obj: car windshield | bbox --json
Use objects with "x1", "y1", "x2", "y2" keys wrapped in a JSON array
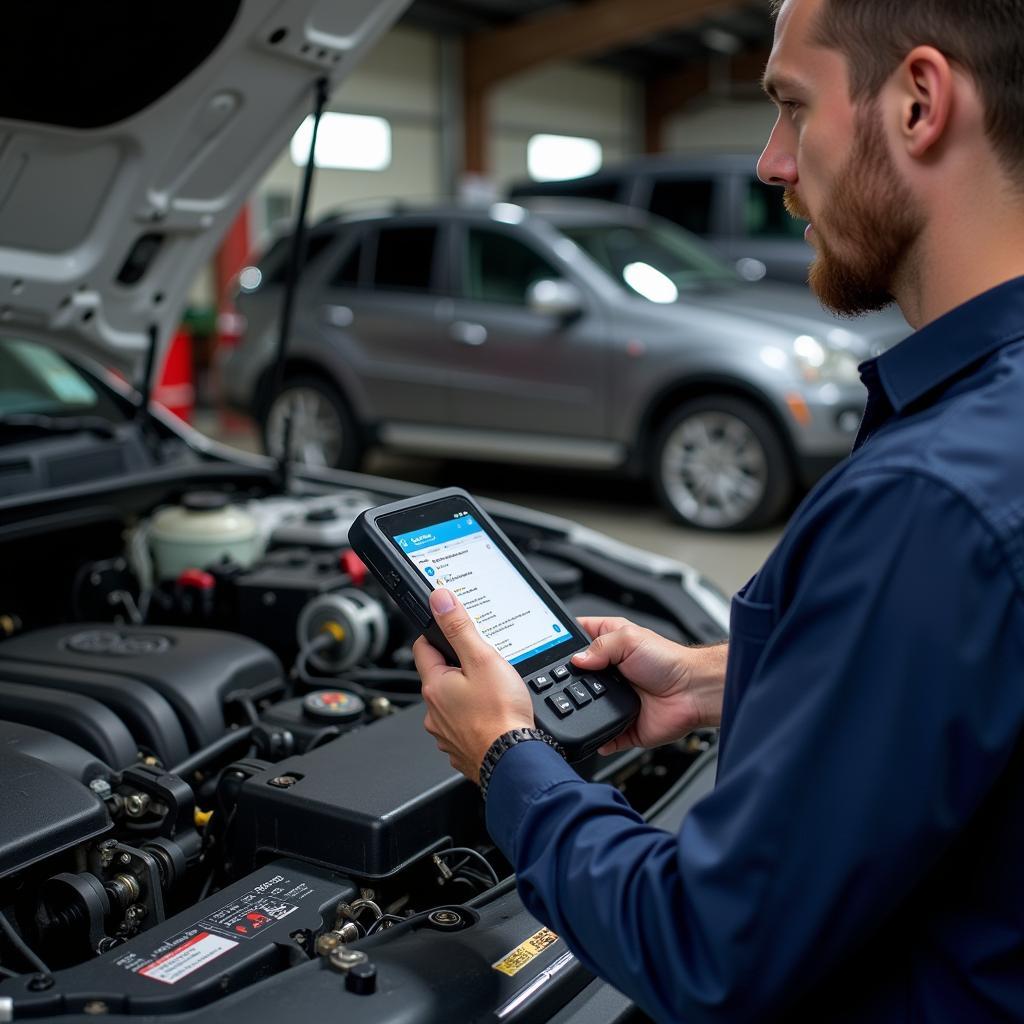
[
  {"x1": 559, "y1": 221, "x2": 736, "y2": 302},
  {"x1": 0, "y1": 337, "x2": 123, "y2": 421}
]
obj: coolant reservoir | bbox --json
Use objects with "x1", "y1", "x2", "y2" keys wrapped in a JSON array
[{"x1": 150, "y1": 492, "x2": 262, "y2": 579}]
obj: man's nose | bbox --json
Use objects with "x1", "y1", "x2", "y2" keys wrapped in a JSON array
[{"x1": 757, "y1": 123, "x2": 797, "y2": 186}]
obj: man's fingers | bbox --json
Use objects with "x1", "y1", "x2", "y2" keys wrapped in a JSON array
[
  {"x1": 576, "y1": 615, "x2": 632, "y2": 640},
  {"x1": 572, "y1": 624, "x2": 641, "y2": 670},
  {"x1": 413, "y1": 634, "x2": 447, "y2": 680},
  {"x1": 598, "y1": 727, "x2": 638, "y2": 756},
  {"x1": 429, "y1": 588, "x2": 495, "y2": 667}
]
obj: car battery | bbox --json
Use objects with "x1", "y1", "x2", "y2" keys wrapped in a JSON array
[{"x1": 1, "y1": 860, "x2": 355, "y2": 1016}]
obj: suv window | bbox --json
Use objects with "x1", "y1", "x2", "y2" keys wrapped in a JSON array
[
  {"x1": 648, "y1": 178, "x2": 715, "y2": 236},
  {"x1": 464, "y1": 229, "x2": 559, "y2": 305},
  {"x1": 746, "y1": 179, "x2": 807, "y2": 239},
  {"x1": 331, "y1": 238, "x2": 364, "y2": 288},
  {"x1": 370, "y1": 225, "x2": 438, "y2": 293},
  {"x1": 261, "y1": 230, "x2": 337, "y2": 286}
]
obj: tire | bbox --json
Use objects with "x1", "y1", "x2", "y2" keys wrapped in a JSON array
[
  {"x1": 652, "y1": 396, "x2": 793, "y2": 531},
  {"x1": 261, "y1": 374, "x2": 362, "y2": 470}
]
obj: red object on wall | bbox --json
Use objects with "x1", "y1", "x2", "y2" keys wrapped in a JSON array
[{"x1": 153, "y1": 330, "x2": 196, "y2": 423}]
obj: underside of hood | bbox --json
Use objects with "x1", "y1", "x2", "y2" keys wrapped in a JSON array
[{"x1": 0, "y1": 0, "x2": 408, "y2": 376}]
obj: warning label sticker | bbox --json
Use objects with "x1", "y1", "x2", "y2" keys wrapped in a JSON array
[
  {"x1": 492, "y1": 927, "x2": 559, "y2": 977},
  {"x1": 200, "y1": 878, "x2": 309, "y2": 940},
  {"x1": 137, "y1": 932, "x2": 236, "y2": 985},
  {"x1": 117, "y1": 873, "x2": 318, "y2": 984}
]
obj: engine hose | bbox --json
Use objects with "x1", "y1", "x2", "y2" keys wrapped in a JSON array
[
  {"x1": 0, "y1": 909, "x2": 50, "y2": 976},
  {"x1": 170, "y1": 725, "x2": 255, "y2": 778}
]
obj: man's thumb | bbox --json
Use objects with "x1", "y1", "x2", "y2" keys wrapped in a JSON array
[
  {"x1": 572, "y1": 629, "x2": 628, "y2": 670},
  {"x1": 429, "y1": 588, "x2": 489, "y2": 662}
]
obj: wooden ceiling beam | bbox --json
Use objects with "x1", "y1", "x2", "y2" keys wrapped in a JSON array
[{"x1": 465, "y1": 0, "x2": 741, "y2": 90}]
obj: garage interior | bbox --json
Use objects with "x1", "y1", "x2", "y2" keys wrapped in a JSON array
[{"x1": 187, "y1": 0, "x2": 788, "y2": 590}]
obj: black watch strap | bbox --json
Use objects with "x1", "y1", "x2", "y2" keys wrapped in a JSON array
[{"x1": 479, "y1": 728, "x2": 566, "y2": 801}]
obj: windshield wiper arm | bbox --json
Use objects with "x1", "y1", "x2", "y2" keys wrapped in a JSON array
[{"x1": 0, "y1": 413, "x2": 117, "y2": 439}]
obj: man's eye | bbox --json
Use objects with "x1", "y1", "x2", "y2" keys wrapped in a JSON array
[{"x1": 781, "y1": 100, "x2": 802, "y2": 114}]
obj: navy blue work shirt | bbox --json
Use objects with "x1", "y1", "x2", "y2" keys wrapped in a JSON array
[{"x1": 486, "y1": 275, "x2": 1024, "y2": 1022}]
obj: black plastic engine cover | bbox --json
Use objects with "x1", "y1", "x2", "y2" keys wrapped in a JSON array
[
  {"x1": 0, "y1": 720, "x2": 111, "y2": 786},
  {"x1": 228, "y1": 705, "x2": 479, "y2": 878},
  {"x1": 0, "y1": 625, "x2": 283, "y2": 762},
  {"x1": 0, "y1": 748, "x2": 110, "y2": 879}
]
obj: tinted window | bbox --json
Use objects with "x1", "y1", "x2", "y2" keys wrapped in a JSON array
[
  {"x1": 371, "y1": 226, "x2": 438, "y2": 293},
  {"x1": 331, "y1": 240, "x2": 363, "y2": 288},
  {"x1": 262, "y1": 231, "x2": 337, "y2": 286},
  {"x1": 746, "y1": 179, "x2": 807, "y2": 239},
  {"x1": 465, "y1": 230, "x2": 559, "y2": 305},
  {"x1": 648, "y1": 178, "x2": 715, "y2": 236}
]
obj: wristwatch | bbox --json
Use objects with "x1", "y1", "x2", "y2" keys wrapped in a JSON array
[{"x1": 479, "y1": 728, "x2": 566, "y2": 801}]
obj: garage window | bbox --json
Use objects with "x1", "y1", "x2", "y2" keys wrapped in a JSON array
[
  {"x1": 291, "y1": 113, "x2": 392, "y2": 172},
  {"x1": 527, "y1": 134, "x2": 603, "y2": 182}
]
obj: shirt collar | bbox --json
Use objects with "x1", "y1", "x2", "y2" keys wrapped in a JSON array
[{"x1": 867, "y1": 275, "x2": 1024, "y2": 413}]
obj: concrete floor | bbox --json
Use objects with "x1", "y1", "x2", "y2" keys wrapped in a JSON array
[{"x1": 198, "y1": 412, "x2": 782, "y2": 596}]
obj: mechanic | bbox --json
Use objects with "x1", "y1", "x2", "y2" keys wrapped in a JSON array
[{"x1": 414, "y1": 0, "x2": 1024, "y2": 1019}]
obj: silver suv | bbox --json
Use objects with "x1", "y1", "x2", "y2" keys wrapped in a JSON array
[{"x1": 224, "y1": 199, "x2": 908, "y2": 530}]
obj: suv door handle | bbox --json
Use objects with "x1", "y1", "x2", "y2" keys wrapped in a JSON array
[
  {"x1": 451, "y1": 321, "x2": 487, "y2": 346},
  {"x1": 321, "y1": 304, "x2": 354, "y2": 327}
]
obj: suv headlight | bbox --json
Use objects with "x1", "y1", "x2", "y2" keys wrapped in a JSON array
[{"x1": 792, "y1": 334, "x2": 862, "y2": 384}]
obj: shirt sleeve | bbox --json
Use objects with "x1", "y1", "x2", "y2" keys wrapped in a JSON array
[{"x1": 485, "y1": 470, "x2": 1024, "y2": 1023}]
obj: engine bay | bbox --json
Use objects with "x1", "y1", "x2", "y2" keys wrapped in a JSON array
[{"x1": 0, "y1": 477, "x2": 722, "y2": 1015}]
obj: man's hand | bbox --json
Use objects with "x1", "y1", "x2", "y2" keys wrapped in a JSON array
[
  {"x1": 414, "y1": 588, "x2": 535, "y2": 784},
  {"x1": 572, "y1": 617, "x2": 727, "y2": 755}
]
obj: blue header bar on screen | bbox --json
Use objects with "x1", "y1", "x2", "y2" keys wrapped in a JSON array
[{"x1": 392, "y1": 517, "x2": 483, "y2": 551}]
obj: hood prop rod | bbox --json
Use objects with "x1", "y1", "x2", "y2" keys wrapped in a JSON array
[
  {"x1": 138, "y1": 323, "x2": 159, "y2": 414},
  {"x1": 271, "y1": 76, "x2": 330, "y2": 494},
  {"x1": 134, "y1": 322, "x2": 161, "y2": 452}
]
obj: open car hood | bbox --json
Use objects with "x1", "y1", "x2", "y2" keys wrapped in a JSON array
[{"x1": 0, "y1": 0, "x2": 408, "y2": 375}]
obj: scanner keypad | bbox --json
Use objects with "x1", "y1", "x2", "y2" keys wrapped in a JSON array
[{"x1": 530, "y1": 658, "x2": 609, "y2": 718}]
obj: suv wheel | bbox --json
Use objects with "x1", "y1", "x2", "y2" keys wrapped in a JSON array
[
  {"x1": 262, "y1": 375, "x2": 361, "y2": 470},
  {"x1": 652, "y1": 396, "x2": 792, "y2": 530}
]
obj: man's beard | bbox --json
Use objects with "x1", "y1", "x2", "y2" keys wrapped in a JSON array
[{"x1": 785, "y1": 109, "x2": 923, "y2": 317}]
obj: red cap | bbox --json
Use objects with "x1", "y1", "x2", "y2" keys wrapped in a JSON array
[
  {"x1": 340, "y1": 549, "x2": 368, "y2": 586},
  {"x1": 177, "y1": 568, "x2": 216, "y2": 590}
]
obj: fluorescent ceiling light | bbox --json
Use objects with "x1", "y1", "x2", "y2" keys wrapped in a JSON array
[
  {"x1": 527, "y1": 134, "x2": 603, "y2": 182},
  {"x1": 290, "y1": 112, "x2": 392, "y2": 171}
]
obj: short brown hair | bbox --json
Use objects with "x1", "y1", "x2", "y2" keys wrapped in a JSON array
[{"x1": 775, "y1": 0, "x2": 1024, "y2": 185}]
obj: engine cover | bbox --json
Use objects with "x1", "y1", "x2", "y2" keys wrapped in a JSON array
[
  {"x1": 0, "y1": 625, "x2": 283, "y2": 767},
  {"x1": 0, "y1": 748, "x2": 110, "y2": 879}
]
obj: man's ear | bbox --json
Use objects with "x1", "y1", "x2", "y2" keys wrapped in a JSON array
[{"x1": 896, "y1": 45, "x2": 954, "y2": 159}]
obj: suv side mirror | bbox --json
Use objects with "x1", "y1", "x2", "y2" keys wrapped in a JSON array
[{"x1": 527, "y1": 279, "x2": 583, "y2": 318}]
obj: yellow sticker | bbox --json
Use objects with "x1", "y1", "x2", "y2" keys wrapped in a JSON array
[{"x1": 491, "y1": 927, "x2": 559, "y2": 977}]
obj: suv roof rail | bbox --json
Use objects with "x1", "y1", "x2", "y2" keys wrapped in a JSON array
[{"x1": 314, "y1": 195, "x2": 445, "y2": 224}]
